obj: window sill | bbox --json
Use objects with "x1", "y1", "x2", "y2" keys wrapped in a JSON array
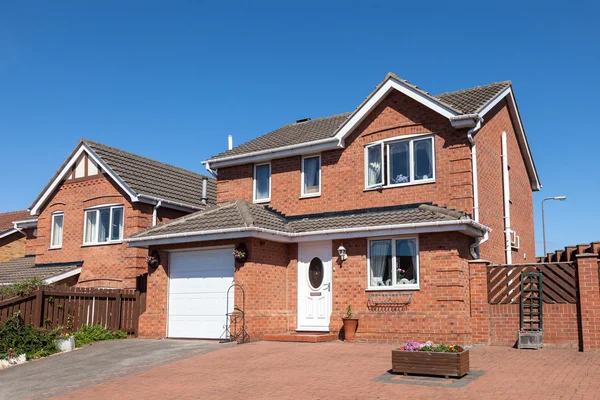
[
  {"x1": 48, "y1": 247, "x2": 62, "y2": 251},
  {"x1": 299, "y1": 193, "x2": 321, "y2": 199},
  {"x1": 366, "y1": 286, "x2": 420, "y2": 292},
  {"x1": 81, "y1": 241, "x2": 123, "y2": 248},
  {"x1": 253, "y1": 199, "x2": 270, "y2": 204},
  {"x1": 364, "y1": 179, "x2": 435, "y2": 192}
]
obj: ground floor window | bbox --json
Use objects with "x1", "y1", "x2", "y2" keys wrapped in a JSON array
[{"x1": 368, "y1": 237, "x2": 419, "y2": 289}]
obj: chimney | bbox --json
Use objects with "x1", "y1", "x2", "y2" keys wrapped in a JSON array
[
  {"x1": 228, "y1": 135, "x2": 233, "y2": 150},
  {"x1": 201, "y1": 177, "x2": 208, "y2": 205}
]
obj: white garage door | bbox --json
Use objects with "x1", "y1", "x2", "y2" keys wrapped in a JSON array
[{"x1": 168, "y1": 247, "x2": 234, "y2": 339}]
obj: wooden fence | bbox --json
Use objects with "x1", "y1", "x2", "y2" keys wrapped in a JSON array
[
  {"x1": 0, "y1": 286, "x2": 142, "y2": 336},
  {"x1": 487, "y1": 262, "x2": 577, "y2": 304}
]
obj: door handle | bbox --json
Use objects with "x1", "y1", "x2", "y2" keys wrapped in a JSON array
[{"x1": 323, "y1": 283, "x2": 331, "y2": 292}]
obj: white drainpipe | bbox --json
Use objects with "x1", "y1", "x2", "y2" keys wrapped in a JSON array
[
  {"x1": 467, "y1": 117, "x2": 489, "y2": 259},
  {"x1": 152, "y1": 200, "x2": 162, "y2": 226},
  {"x1": 501, "y1": 131, "x2": 512, "y2": 264}
]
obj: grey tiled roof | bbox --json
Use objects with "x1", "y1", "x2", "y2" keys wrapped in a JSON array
[
  {"x1": 208, "y1": 76, "x2": 511, "y2": 161},
  {"x1": 30, "y1": 140, "x2": 216, "y2": 211},
  {"x1": 85, "y1": 140, "x2": 217, "y2": 208},
  {"x1": 128, "y1": 201, "x2": 471, "y2": 240},
  {"x1": 435, "y1": 81, "x2": 511, "y2": 114},
  {"x1": 211, "y1": 113, "x2": 352, "y2": 159},
  {"x1": 0, "y1": 256, "x2": 82, "y2": 284}
]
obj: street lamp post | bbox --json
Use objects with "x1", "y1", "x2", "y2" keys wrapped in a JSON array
[{"x1": 542, "y1": 196, "x2": 567, "y2": 256}]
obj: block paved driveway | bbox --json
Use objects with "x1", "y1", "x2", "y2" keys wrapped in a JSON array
[{"x1": 3, "y1": 340, "x2": 600, "y2": 399}]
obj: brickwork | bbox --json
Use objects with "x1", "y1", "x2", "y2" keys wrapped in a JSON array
[
  {"x1": 476, "y1": 100, "x2": 536, "y2": 263},
  {"x1": 218, "y1": 90, "x2": 475, "y2": 218},
  {"x1": 468, "y1": 260, "x2": 491, "y2": 344},
  {"x1": 0, "y1": 232, "x2": 26, "y2": 262},
  {"x1": 576, "y1": 253, "x2": 600, "y2": 351},
  {"x1": 26, "y1": 174, "x2": 187, "y2": 289},
  {"x1": 140, "y1": 233, "x2": 479, "y2": 345}
]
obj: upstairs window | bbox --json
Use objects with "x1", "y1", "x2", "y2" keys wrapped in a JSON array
[
  {"x1": 253, "y1": 163, "x2": 271, "y2": 203},
  {"x1": 50, "y1": 212, "x2": 64, "y2": 248},
  {"x1": 301, "y1": 155, "x2": 321, "y2": 197},
  {"x1": 365, "y1": 135, "x2": 435, "y2": 189},
  {"x1": 84, "y1": 205, "x2": 124, "y2": 244}
]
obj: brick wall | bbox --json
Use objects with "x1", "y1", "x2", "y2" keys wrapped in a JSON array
[
  {"x1": 217, "y1": 90, "x2": 474, "y2": 218},
  {"x1": 26, "y1": 174, "x2": 187, "y2": 289},
  {"x1": 476, "y1": 100, "x2": 536, "y2": 263},
  {"x1": 217, "y1": 92, "x2": 536, "y2": 266},
  {"x1": 139, "y1": 232, "x2": 476, "y2": 344},
  {"x1": 0, "y1": 232, "x2": 26, "y2": 262}
]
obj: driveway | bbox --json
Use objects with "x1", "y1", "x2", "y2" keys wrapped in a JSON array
[
  {"x1": 3, "y1": 340, "x2": 600, "y2": 399},
  {"x1": 0, "y1": 339, "x2": 230, "y2": 400}
]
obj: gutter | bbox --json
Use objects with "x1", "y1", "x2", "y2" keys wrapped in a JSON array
[
  {"x1": 126, "y1": 219, "x2": 490, "y2": 245},
  {"x1": 137, "y1": 194, "x2": 203, "y2": 212},
  {"x1": 202, "y1": 137, "x2": 341, "y2": 168}
]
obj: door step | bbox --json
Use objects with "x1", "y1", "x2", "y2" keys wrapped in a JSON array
[{"x1": 263, "y1": 332, "x2": 338, "y2": 343}]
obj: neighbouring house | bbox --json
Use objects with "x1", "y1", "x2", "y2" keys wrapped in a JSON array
[
  {"x1": 12, "y1": 139, "x2": 216, "y2": 289},
  {"x1": 0, "y1": 210, "x2": 31, "y2": 262},
  {"x1": 128, "y1": 72, "x2": 541, "y2": 344},
  {"x1": 0, "y1": 255, "x2": 82, "y2": 286}
]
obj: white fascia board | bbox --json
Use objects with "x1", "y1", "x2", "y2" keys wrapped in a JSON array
[
  {"x1": 126, "y1": 219, "x2": 489, "y2": 247},
  {"x1": 334, "y1": 78, "x2": 459, "y2": 144},
  {"x1": 136, "y1": 194, "x2": 202, "y2": 212},
  {"x1": 478, "y1": 88, "x2": 541, "y2": 191},
  {"x1": 44, "y1": 267, "x2": 82, "y2": 284},
  {"x1": 13, "y1": 218, "x2": 38, "y2": 230},
  {"x1": 0, "y1": 229, "x2": 19, "y2": 240},
  {"x1": 30, "y1": 144, "x2": 139, "y2": 215},
  {"x1": 204, "y1": 138, "x2": 340, "y2": 169}
]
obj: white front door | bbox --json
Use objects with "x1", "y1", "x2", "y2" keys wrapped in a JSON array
[{"x1": 297, "y1": 241, "x2": 332, "y2": 331}]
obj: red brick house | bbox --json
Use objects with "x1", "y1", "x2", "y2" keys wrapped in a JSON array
[
  {"x1": 0, "y1": 210, "x2": 31, "y2": 263},
  {"x1": 128, "y1": 73, "x2": 541, "y2": 343},
  {"x1": 7, "y1": 139, "x2": 216, "y2": 288}
]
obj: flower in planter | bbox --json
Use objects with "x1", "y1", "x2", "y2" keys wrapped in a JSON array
[
  {"x1": 233, "y1": 249, "x2": 247, "y2": 259},
  {"x1": 397, "y1": 340, "x2": 465, "y2": 353}
]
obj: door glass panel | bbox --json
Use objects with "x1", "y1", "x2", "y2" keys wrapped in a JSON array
[{"x1": 308, "y1": 257, "x2": 324, "y2": 289}]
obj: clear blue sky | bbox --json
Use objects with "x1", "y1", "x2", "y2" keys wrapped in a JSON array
[{"x1": 1, "y1": 1, "x2": 598, "y2": 256}]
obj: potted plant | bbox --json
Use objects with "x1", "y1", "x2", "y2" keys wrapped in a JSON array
[
  {"x1": 392, "y1": 340, "x2": 469, "y2": 378},
  {"x1": 233, "y1": 243, "x2": 248, "y2": 263},
  {"x1": 56, "y1": 332, "x2": 75, "y2": 352},
  {"x1": 342, "y1": 305, "x2": 359, "y2": 342}
]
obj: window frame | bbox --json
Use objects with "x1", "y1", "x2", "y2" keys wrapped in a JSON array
[
  {"x1": 364, "y1": 133, "x2": 436, "y2": 190},
  {"x1": 82, "y1": 204, "x2": 124, "y2": 246},
  {"x1": 366, "y1": 236, "x2": 420, "y2": 291},
  {"x1": 300, "y1": 154, "x2": 322, "y2": 198},
  {"x1": 364, "y1": 142, "x2": 385, "y2": 189},
  {"x1": 50, "y1": 211, "x2": 64, "y2": 249},
  {"x1": 253, "y1": 163, "x2": 272, "y2": 203}
]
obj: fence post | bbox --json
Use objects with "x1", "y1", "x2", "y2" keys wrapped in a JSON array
[
  {"x1": 115, "y1": 291, "x2": 122, "y2": 332},
  {"x1": 576, "y1": 253, "x2": 600, "y2": 351},
  {"x1": 133, "y1": 290, "x2": 140, "y2": 337},
  {"x1": 469, "y1": 259, "x2": 491, "y2": 345},
  {"x1": 33, "y1": 286, "x2": 44, "y2": 328}
]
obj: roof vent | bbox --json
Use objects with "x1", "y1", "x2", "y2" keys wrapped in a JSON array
[{"x1": 295, "y1": 118, "x2": 311, "y2": 124}]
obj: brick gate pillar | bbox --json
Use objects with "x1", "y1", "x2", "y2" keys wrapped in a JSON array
[
  {"x1": 469, "y1": 259, "x2": 491, "y2": 345},
  {"x1": 576, "y1": 253, "x2": 600, "y2": 352}
]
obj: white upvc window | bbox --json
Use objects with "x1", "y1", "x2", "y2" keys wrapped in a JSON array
[
  {"x1": 50, "y1": 212, "x2": 64, "y2": 248},
  {"x1": 367, "y1": 237, "x2": 419, "y2": 290},
  {"x1": 301, "y1": 155, "x2": 321, "y2": 197},
  {"x1": 83, "y1": 205, "x2": 124, "y2": 245},
  {"x1": 365, "y1": 134, "x2": 435, "y2": 189},
  {"x1": 253, "y1": 163, "x2": 271, "y2": 203}
]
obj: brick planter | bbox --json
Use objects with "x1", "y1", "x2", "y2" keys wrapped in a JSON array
[{"x1": 391, "y1": 349, "x2": 469, "y2": 378}]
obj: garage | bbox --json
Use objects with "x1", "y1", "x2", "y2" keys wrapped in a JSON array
[{"x1": 167, "y1": 247, "x2": 234, "y2": 339}]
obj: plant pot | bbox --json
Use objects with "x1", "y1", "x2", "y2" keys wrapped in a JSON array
[
  {"x1": 342, "y1": 317, "x2": 358, "y2": 342},
  {"x1": 56, "y1": 336, "x2": 75, "y2": 352},
  {"x1": 391, "y1": 349, "x2": 469, "y2": 378}
]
